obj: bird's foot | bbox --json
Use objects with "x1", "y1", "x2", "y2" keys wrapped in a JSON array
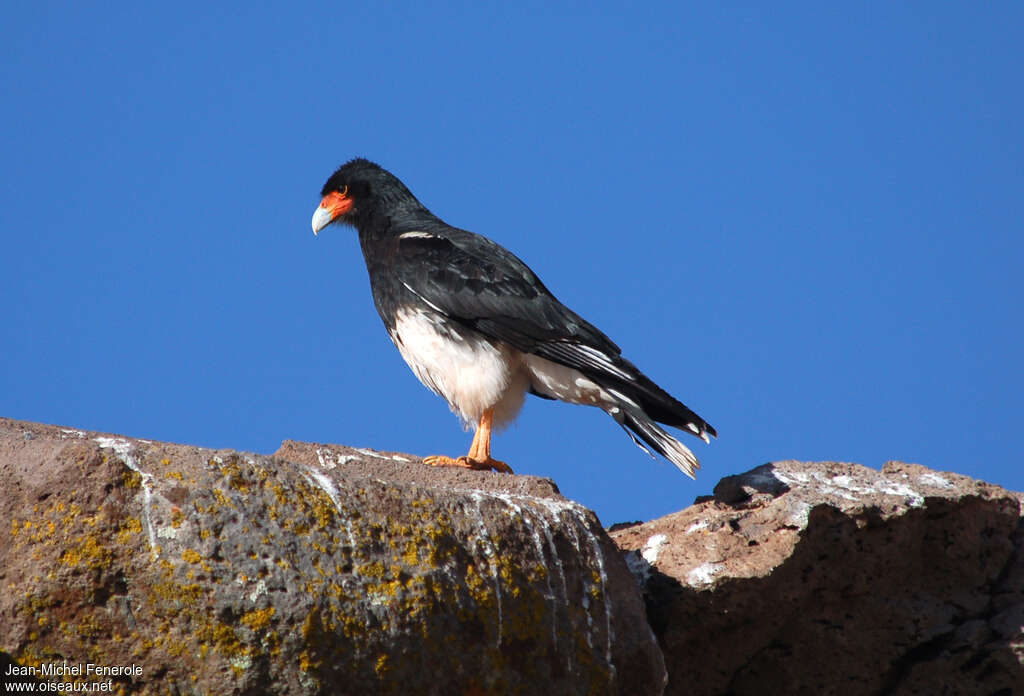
[{"x1": 423, "y1": 455, "x2": 514, "y2": 474}]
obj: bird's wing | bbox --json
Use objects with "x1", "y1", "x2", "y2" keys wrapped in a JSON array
[
  {"x1": 392, "y1": 227, "x2": 715, "y2": 440},
  {"x1": 393, "y1": 226, "x2": 621, "y2": 362}
]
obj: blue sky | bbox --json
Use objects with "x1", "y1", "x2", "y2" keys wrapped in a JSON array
[{"x1": 2, "y1": 3, "x2": 1021, "y2": 524}]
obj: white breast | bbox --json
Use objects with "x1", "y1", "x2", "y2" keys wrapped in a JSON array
[{"x1": 389, "y1": 307, "x2": 529, "y2": 428}]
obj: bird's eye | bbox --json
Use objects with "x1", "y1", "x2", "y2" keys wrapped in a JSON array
[{"x1": 339, "y1": 185, "x2": 349, "y2": 196}]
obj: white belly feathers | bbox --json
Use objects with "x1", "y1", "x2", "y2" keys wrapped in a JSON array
[
  {"x1": 389, "y1": 306, "x2": 621, "y2": 429},
  {"x1": 389, "y1": 307, "x2": 529, "y2": 428}
]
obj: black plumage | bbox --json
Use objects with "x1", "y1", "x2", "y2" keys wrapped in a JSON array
[{"x1": 312, "y1": 158, "x2": 715, "y2": 477}]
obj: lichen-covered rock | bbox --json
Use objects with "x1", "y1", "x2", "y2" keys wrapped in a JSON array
[
  {"x1": 0, "y1": 418, "x2": 666, "y2": 695},
  {"x1": 611, "y1": 460, "x2": 1024, "y2": 696}
]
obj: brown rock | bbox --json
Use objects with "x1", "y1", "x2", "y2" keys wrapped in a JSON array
[
  {"x1": 0, "y1": 417, "x2": 665, "y2": 695},
  {"x1": 611, "y1": 460, "x2": 1024, "y2": 696}
]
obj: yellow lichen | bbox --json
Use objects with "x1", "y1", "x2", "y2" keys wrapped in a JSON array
[
  {"x1": 194, "y1": 622, "x2": 249, "y2": 659},
  {"x1": 181, "y1": 549, "x2": 202, "y2": 564},
  {"x1": 240, "y1": 607, "x2": 275, "y2": 632},
  {"x1": 357, "y1": 561, "x2": 387, "y2": 579},
  {"x1": 116, "y1": 517, "x2": 143, "y2": 545},
  {"x1": 270, "y1": 484, "x2": 288, "y2": 505},
  {"x1": 120, "y1": 469, "x2": 142, "y2": 489},
  {"x1": 212, "y1": 489, "x2": 236, "y2": 509},
  {"x1": 75, "y1": 614, "x2": 105, "y2": 639},
  {"x1": 60, "y1": 535, "x2": 114, "y2": 570},
  {"x1": 150, "y1": 581, "x2": 204, "y2": 605}
]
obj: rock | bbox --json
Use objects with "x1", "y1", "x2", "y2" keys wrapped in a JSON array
[
  {"x1": 9, "y1": 416, "x2": 1021, "y2": 695},
  {"x1": 0, "y1": 418, "x2": 665, "y2": 695},
  {"x1": 611, "y1": 460, "x2": 1024, "y2": 696}
]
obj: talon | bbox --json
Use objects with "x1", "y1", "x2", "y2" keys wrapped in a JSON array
[
  {"x1": 424, "y1": 455, "x2": 464, "y2": 468},
  {"x1": 423, "y1": 454, "x2": 513, "y2": 474},
  {"x1": 422, "y1": 408, "x2": 514, "y2": 474},
  {"x1": 475, "y1": 457, "x2": 514, "y2": 474}
]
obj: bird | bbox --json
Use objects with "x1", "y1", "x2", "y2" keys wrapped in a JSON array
[{"x1": 311, "y1": 158, "x2": 716, "y2": 477}]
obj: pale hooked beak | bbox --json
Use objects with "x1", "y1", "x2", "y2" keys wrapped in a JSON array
[
  {"x1": 311, "y1": 206, "x2": 333, "y2": 236},
  {"x1": 311, "y1": 189, "x2": 353, "y2": 235}
]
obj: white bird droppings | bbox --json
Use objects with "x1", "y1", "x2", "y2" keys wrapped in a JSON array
[
  {"x1": 685, "y1": 520, "x2": 709, "y2": 535},
  {"x1": 686, "y1": 562, "x2": 723, "y2": 588},
  {"x1": 918, "y1": 472, "x2": 953, "y2": 489},
  {"x1": 94, "y1": 437, "x2": 158, "y2": 558},
  {"x1": 879, "y1": 482, "x2": 925, "y2": 507},
  {"x1": 641, "y1": 534, "x2": 669, "y2": 565},
  {"x1": 302, "y1": 466, "x2": 357, "y2": 550},
  {"x1": 248, "y1": 579, "x2": 267, "y2": 603}
]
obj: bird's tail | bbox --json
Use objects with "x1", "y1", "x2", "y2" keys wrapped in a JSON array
[{"x1": 609, "y1": 400, "x2": 701, "y2": 479}]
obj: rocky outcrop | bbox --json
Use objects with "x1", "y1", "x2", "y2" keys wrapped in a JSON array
[
  {"x1": 5, "y1": 416, "x2": 1023, "y2": 696},
  {"x1": 611, "y1": 461, "x2": 1024, "y2": 696},
  {"x1": 0, "y1": 418, "x2": 665, "y2": 695}
]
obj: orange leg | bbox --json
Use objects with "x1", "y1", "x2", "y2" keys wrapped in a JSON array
[
  {"x1": 467, "y1": 418, "x2": 485, "y2": 460},
  {"x1": 424, "y1": 408, "x2": 514, "y2": 474}
]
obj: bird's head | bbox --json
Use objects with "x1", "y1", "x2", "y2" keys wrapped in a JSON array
[{"x1": 312, "y1": 158, "x2": 424, "y2": 235}]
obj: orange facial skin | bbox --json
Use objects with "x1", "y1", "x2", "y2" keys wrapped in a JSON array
[{"x1": 319, "y1": 187, "x2": 353, "y2": 221}]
